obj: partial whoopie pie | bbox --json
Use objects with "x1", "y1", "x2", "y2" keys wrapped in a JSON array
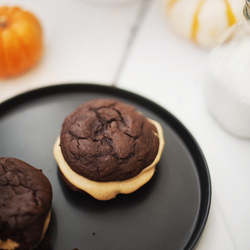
[{"x1": 0, "y1": 157, "x2": 52, "y2": 250}]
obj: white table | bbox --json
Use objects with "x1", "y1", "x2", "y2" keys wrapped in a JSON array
[{"x1": 1, "y1": 0, "x2": 250, "y2": 249}]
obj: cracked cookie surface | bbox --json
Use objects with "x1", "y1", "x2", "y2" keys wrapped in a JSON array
[
  {"x1": 0, "y1": 157, "x2": 52, "y2": 250},
  {"x1": 60, "y1": 99, "x2": 160, "y2": 182}
]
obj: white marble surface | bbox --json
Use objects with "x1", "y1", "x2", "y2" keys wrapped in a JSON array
[{"x1": 0, "y1": 0, "x2": 250, "y2": 249}]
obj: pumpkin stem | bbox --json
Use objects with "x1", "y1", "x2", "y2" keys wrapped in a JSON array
[
  {"x1": 244, "y1": 0, "x2": 250, "y2": 20},
  {"x1": 0, "y1": 16, "x2": 8, "y2": 28}
]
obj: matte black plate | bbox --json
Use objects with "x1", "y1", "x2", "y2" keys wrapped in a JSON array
[{"x1": 0, "y1": 84, "x2": 211, "y2": 250}]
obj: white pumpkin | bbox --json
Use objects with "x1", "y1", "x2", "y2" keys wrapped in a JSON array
[{"x1": 164, "y1": 0, "x2": 245, "y2": 48}]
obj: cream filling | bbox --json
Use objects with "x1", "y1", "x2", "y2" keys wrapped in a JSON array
[
  {"x1": 0, "y1": 239, "x2": 19, "y2": 250},
  {"x1": 39, "y1": 210, "x2": 51, "y2": 243},
  {"x1": 53, "y1": 118, "x2": 165, "y2": 201},
  {"x1": 0, "y1": 210, "x2": 51, "y2": 250}
]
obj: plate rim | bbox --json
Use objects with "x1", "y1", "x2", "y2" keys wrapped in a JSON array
[{"x1": 0, "y1": 83, "x2": 211, "y2": 250}]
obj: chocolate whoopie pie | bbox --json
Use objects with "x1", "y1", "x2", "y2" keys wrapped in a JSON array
[
  {"x1": 54, "y1": 99, "x2": 164, "y2": 200},
  {"x1": 0, "y1": 157, "x2": 52, "y2": 250}
]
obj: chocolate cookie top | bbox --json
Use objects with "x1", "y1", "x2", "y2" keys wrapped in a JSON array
[
  {"x1": 60, "y1": 99, "x2": 160, "y2": 182},
  {"x1": 0, "y1": 157, "x2": 52, "y2": 250}
]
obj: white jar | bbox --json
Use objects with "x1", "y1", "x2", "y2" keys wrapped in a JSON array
[{"x1": 204, "y1": 2, "x2": 250, "y2": 138}]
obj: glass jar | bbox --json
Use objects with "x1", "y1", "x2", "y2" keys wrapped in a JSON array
[{"x1": 203, "y1": 0, "x2": 250, "y2": 138}]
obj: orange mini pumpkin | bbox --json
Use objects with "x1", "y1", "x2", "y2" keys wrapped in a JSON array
[{"x1": 0, "y1": 6, "x2": 43, "y2": 78}]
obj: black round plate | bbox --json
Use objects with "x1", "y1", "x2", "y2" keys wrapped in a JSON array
[{"x1": 0, "y1": 84, "x2": 211, "y2": 250}]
